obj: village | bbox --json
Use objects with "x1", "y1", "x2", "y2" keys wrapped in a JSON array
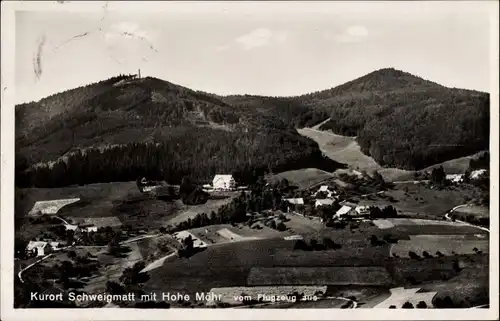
[{"x1": 14, "y1": 159, "x2": 490, "y2": 309}]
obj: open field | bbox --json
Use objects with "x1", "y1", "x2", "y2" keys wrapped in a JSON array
[
  {"x1": 188, "y1": 224, "x2": 283, "y2": 245},
  {"x1": 284, "y1": 213, "x2": 324, "y2": 238},
  {"x1": 83, "y1": 242, "x2": 143, "y2": 294},
  {"x1": 359, "y1": 183, "x2": 479, "y2": 218},
  {"x1": 247, "y1": 267, "x2": 392, "y2": 286},
  {"x1": 390, "y1": 237, "x2": 489, "y2": 258},
  {"x1": 166, "y1": 194, "x2": 237, "y2": 226},
  {"x1": 373, "y1": 287, "x2": 437, "y2": 308},
  {"x1": 298, "y1": 125, "x2": 486, "y2": 182},
  {"x1": 16, "y1": 182, "x2": 140, "y2": 219},
  {"x1": 28, "y1": 198, "x2": 81, "y2": 215},
  {"x1": 266, "y1": 168, "x2": 334, "y2": 190},
  {"x1": 205, "y1": 285, "x2": 327, "y2": 306},
  {"x1": 136, "y1": 234, "x2": 179, "y2": 262},
  {"x1": 297, "y1": 128, "x2": 382, "y2": 174},
  {"x1": 373, "y1": 218, "x2": 472, "y2": 229},
  {"x1": 453, "y1": 205, "x2": 489, "y2": 217},
  {"x1": 65, "y1": 216, "x2": 123, "y2": 228}
]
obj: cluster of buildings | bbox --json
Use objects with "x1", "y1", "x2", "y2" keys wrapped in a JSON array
[
  {"x1": 25, "y1": 241, "x2": 60, "y2": 257},
  {"x1": 445, "y1": 169, "x2": 488, "y2": 184},
  {"x1": 283, "y1": 184, "x2": 371, "y2": 221}
]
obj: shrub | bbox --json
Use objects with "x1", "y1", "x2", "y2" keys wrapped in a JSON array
[
  {"x1": 416, "y1": 301, "x2": 427, "y2": 308},
  {"x1": 402, "y1": 302, "x2": 414, "y2": 309}
]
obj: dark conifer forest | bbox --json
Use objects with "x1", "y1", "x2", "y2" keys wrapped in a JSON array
[{"x1": 15, "y1": 68, "x2": 489, "y2": 187}]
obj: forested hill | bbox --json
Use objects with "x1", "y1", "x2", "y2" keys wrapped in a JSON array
[
  {"x1": 225, "y1": 68, "x2": 490, "y2": 170},
  {"x1": 15, "y1": 74, "x2": 343, "y2": 188},
  {"x1": 16, "y1": 68, "x2": 489, "y2": 187}
]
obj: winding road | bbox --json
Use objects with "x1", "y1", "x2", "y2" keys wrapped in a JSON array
[{"x1": 445, "y1": 204, "x2": 490, "y2": 233}]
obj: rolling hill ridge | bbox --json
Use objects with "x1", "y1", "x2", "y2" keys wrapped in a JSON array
[{"x1": 15, "y1": 68, "x2": 489, "y2": 187}]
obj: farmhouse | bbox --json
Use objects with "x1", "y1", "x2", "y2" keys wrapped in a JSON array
[
  {"x1": 313, "y1": 185, "x2": 336, "y2": 198},
  {"x1": 315, "y1": 199, "x2": 334, "y2": 208},
  {"x1": 64, "y1": 224, "x2": 80, "y2": 231},
  {"x1": 446, "y1": 174, "x2": 464, "y2": 183},
  {"x1": 355, "y1": 205, "x2": 371, "y2": 216},
  {"x1": 26, "y1": 241, "x2": 58, "y2": 257},
  {"x1": 470, "y1": 169, "x2": 487, "y2": 180},
  {"x1": 81, "y1": 224, "x2": 98, "y2": 233},
  {"x1": 284, "y1": 198, "x2": 304, "y2": 205},
  {"x1": 212, "y1": 175, "x2": 236, "y2": 190},
  {"x1": 333, "y1": 205, "x2": 355, "y2": 219}
]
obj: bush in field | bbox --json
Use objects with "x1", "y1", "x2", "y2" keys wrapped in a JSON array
[
  {"x1": 276, "y1": 222, "x2": 287, "y2": 231},
  {"x1": 402, "y1": 302, "x2": 414, "y2": 309},
  {"x1": 408, "y1": 251, "x2": 420, "y2": 260},
  {"x1": 416, "y1": 301, "x2": 428, "y2": 308},
  {"x1": 422, "y1": 251, "x2": 433, "y2": 259},
  {"x1": 389, "y1": 305, "x2": 396, "y2": 309}
]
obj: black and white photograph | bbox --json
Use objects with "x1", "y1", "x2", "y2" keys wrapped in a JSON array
[{"x1": 1, "y1": 1, "x2": 498, "y2": 320}]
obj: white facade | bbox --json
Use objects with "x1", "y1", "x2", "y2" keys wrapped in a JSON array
[
  {"x1": 212, "y1": 175, "x2": 236, "y2": 190},
  {"x1": 82, "y1": 226, "x2": 98, "y2": 233},
  {"x1": 315, "y1": 199, "x2": 334, "y2": 208},
  {"x1": 470, "y1": 169, "x2": 487, "y2": 180},
  {"x1": 26, "y1": 241, "x2": 49, "y2": 257},
  {"x1": 284, "y1": 198, "x2": 304, "y2": 205},
  {"x1": 355, "y1": 206, "x2": 370, "y2": 216},
  {"x1": 333, "y1": 205, "x2": 354, "y2": 219},
  {"x1": 446, "y1": 174, "x2": 464, "y2": 183}
]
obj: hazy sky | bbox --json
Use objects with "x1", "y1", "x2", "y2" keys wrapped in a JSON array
[{"x1": 15, "y1": 1, "x2": 494, "y2": 104}]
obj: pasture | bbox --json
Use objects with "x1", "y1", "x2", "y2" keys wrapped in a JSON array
[
  {"x1": 166, "y1": 194, "x2": 237, "y2": 226},
  {"x1": 453, "y1": 205, "x2": 489, "y2": 218},
  {"x1": 28, "y1": 198, "x2": 81, "y2": 216},
  {"x1": 65, "y1": 216, "x2": 123, "y2": 228},
  {"x1": 188, "y1": 224, "x2": 283, "y2": 246},
  {"x1": 360, "y1": 183, "x2": 479, "y2": 218},
  {"x1": 16, "y1": 182, "x2": 139, "y2": 219},
  {"x1": 247, "y1": 267, "x2": 393, "y2": 286},
  {"x1": 390, "y1": 236, "x2": 489, "y2": 258},
  {"x1": 267, "y1": 168, "x2": 334, "y2": 190},
  {"x1": 297, "y1": 128, "x2": 382, "y2": 174},
  {"x1": 298, "y1": 125, "x2": 486, "y2": 182},
  {"x1": 284, "y1": 213, "x2": 324, "y2": 237}
]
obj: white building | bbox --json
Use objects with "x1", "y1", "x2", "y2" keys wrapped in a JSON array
[
  {"x1": 313, "y1": 185, "x2": 336, "y2": 198},
  {"x1": 81, "y1": 225, "x2": 98, "y2": 233},
  {"x1": 470, "y1": 169, "x2": 487, "y2": 180},
  {"x1": 446, "y1": 174, "x2": 464, "y2": 183},
  {"x1": 315, "y1": 199, "x2": 334, "y2": 208},
  {"x1": 26, "y1": 241, "x2": 51, "y2": 257},
  {"x1": 355, "y1": 205, "x2": 371, "y2": 216},
  {"x1": 333, "y1": 205, "x2": 355, "y2": 219},
  {"x1": 284, "y1": 198, "x2": 304, "y2": 205},
  {"x1": 212, "y1": 175, "x2": 236, "y2": 190},
  {"x1": 64, "y1": 224, "x2": 80, "y2": 231}
]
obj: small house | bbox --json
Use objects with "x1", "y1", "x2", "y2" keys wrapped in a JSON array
[
  {"x1": 315, "y1": 199, "x2": 334, "y2": 208},
  {"x1": 333, "y1": 205, "x2": 355, "y2": 219},
  {"x1": 212, "y1": 175, "x2": 236, "y2": 190},
  {"x1": 81, "y1": 224, "x2": 98, "y2": 233},
  {"x1": 284, "y1": 198, "x2": 304, "y2": 205},
  {"x1": 354, "y1": 205, "x2": 371, "y2": 216},
  {"x1": 446, "y1": 174, "x2": 464, "y2": 183},
  {"x1": 26, "y1": 241, "x2": 51, "y2": 257},
  {"x1": 470, "y1": 169, "x2": 487, "y2": 180},
  {"x1": 313, "y1": 185, "x2": 336, "y2": 198}
]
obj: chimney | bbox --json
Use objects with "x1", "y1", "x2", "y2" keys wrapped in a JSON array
[{"x1": 138, "y1": 69, "x2": 141, "y2": 78}]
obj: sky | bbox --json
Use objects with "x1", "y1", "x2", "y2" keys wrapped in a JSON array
[{"x1": 15, "y1": 1, "x2": 495, "y2": 104}]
